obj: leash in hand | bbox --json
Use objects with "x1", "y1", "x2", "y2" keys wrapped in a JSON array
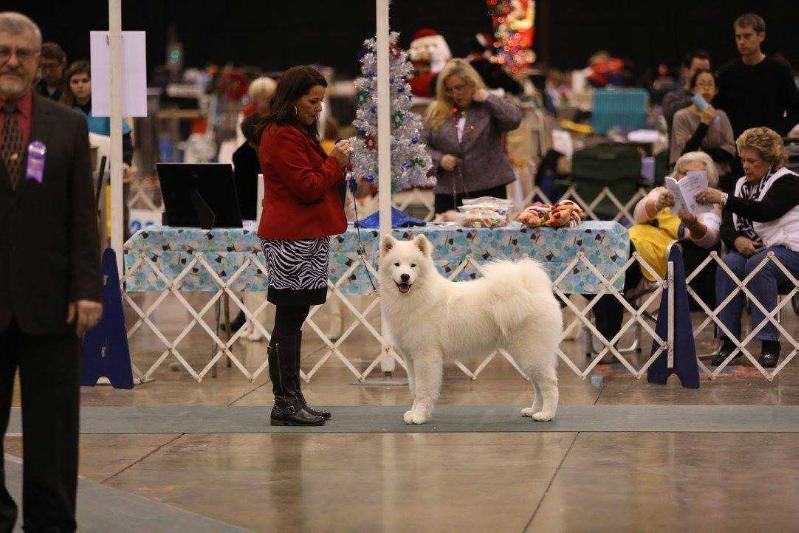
[{"x1": 347, "y1": 174, "x2": 378, "y2": 294}]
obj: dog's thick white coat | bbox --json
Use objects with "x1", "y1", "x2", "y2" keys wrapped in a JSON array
[{"x1": 379, "y1": 234, "x2": 562, "y2": 424}]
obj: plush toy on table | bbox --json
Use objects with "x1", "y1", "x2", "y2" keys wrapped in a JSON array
[
  {"x1": 517, "y1": 200, "x2": 585, "y2": 228},
  {"x1": 516, "y1": 202, "x2": 550, "y2": 227},
  {"x1": 408, "y1": 28, "x2": 452, "y2": 98}
]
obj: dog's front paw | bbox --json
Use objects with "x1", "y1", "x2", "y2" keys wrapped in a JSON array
[
  {"x1": 521, "y1": 407, "x2": 536, "y2": 418},
  {"x1": 532, "y1": 411, "x2": 554, "y2": 422},
  {"x1": 404, "y1": 409, "x2": 429, "y2": 425}
]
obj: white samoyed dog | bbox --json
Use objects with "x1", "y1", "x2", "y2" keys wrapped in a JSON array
[{"x1": 378, "y1": 234, "x2": 563, "y2": 425}]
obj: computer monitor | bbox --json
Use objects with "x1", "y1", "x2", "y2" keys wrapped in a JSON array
[{"x1": 157, "y1": 163, "x2": 243, "y2": 229}]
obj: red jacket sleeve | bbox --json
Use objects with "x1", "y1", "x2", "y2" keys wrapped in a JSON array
[{"x1": 268, "y1": 127, "x2": 343, "y2": 203}]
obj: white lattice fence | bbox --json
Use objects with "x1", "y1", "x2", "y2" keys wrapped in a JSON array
[
  {"x1": 685, "y1": 250, "x2": 799, "y2": 380},
  {"x1": 122, "y1": 250, "x2": 673, "y2": 384}
]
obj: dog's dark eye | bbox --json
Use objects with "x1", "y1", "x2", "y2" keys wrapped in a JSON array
[
  {"x1": 394, "y1": 262, "x2": 399, "y2": 267},
  {"x1": 411, "y1": 264, "x2": 416, "y2": 268}
]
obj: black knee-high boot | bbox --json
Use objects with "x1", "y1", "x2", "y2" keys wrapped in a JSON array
[
  {"x1": 293, "y1": 332, "x2": 332, "y2": 420},
  {"x1": 269, "y1": 334, "x2": 325, "y2": 426}
]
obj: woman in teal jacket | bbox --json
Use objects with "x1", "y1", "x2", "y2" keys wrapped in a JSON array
[{"x1": 61, "y1": 60, "x2": 134, "y2": 164}]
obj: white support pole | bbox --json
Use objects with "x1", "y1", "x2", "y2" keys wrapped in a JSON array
[
  {"x1": 109, "y1": 0, "x2": 124, "y2": 273},
  {"x1": 376, "y1": 0, "x2": 396, "y2": 374}
]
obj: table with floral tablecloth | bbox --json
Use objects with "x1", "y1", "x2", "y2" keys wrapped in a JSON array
[{"x1": 123, "y1": 221, "x2": 629, "y2": 294}]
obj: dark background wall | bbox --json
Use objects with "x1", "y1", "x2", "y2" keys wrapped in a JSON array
[{"x1": 7, "y1": 0, "x2": 798, "y2": 79}]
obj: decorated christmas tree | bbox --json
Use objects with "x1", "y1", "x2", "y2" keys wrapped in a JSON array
[{"x1": 349, "y1": 32, "x2": 434, "y2": 192}]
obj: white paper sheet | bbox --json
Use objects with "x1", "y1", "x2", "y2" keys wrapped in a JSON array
[
  {"x1": 89, "y1": 31, "x2": 148, "y2": 117},
  {"x1": 665, "y1": 170, "x2": 711, "y2": 215}
]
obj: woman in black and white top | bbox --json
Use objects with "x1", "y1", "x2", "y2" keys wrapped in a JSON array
[{"x1": 696, "y1": 127, "x2": 799, "y2": 368}]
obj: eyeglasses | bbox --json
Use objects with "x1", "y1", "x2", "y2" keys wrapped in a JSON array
[
  {"x1": 444, "y1": 83, "x2": 469, "y2": 95},
  {"x1": 0, "y1": 46, "x2": 39, "y2": 63},
  {"x1": 39, "y1": 61, "x2": 63, "y2": 72}
]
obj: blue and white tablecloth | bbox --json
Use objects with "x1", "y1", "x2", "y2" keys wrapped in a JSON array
[{"x1": 123, "y1": 221, "x2": 629, "y2": 294}]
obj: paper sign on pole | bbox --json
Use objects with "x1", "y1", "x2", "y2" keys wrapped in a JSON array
[{"x1": 89, "y1": 31, "x2": 148, "y2": 117}]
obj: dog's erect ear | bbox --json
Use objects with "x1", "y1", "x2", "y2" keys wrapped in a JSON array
[
  {"x1": 381, "y1": 234, "x2": 396, "y2": 256},
  {"x1": 413, "y1": 234, "x2": 431, "y2": 256}
]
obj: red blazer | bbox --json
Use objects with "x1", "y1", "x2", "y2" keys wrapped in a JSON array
[{"x1": 257, "y1": 124, "x2": 347, "y2": 240}]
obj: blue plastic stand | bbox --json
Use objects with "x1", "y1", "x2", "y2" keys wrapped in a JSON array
[
  {"x1": 647, "y1": 245, "x2": 700, "y2": 388},
  {"x1": 81, "y1": 248, "x2": 134, "y2": 389}
]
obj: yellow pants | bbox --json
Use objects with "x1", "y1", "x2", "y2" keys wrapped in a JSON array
[{"x1": 628, "y1": 210, "x2": 680, "y2": 281}]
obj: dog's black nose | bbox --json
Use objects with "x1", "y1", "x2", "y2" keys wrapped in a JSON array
[{"x1": 400, "y1": 273, "x2": 410, "y2": 282}]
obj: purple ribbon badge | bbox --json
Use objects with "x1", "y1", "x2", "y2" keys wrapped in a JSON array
[{"x1": 26, "y1": 140, "x2": 46, "y2": 184}]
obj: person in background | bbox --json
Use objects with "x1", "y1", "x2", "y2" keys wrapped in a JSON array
[
  {"x1": 0, "y1": 12, "x2": 102, "y2": 530},
  {"x1": 218, "y1": 112, "x2": 266, "y2": 335},
  {"x1": 236, "y1": 76, "x2": 276, "y2": 146},
  {"x1": 543, "y1": 68, "x2": 570, "y2": 115},
  {"x1": 60, "y1": 60, "x2": 134, "y2": 164},
  {"x1": 661, "y1": 49, "x2": 711, "y2": 130},
  {"x1": 320, "y1": 114, "x2": 340, "y2": 155},
  {"x1": 584, "y1": 51, "x2": 625, "y2": 88},
  {"x1": 34, "y1": 41, "x2": 66, "y2": 101},
  {"x1": 257, "y1": 66, "x2": 351, "y2": 426},
  {"x1": 696, "y1": 128, "x2": 799, "y2": 369},
  {"x1": 243, "y1": 76, "x2": 276, "y2": 117},
  {"x1": 592, "y1": 152, "x2": 721, "y2": 358},
  {"x1": 423, "y1": 58, "x2": 522, "y2": 214},
  {"x1": 715, "y1": 13, "x2": 799, "y2": 138},
  {"x1": 233, "y1": 112, "x2": 263, "y2": 222},
  {"x1": 650, "y1": 63, "x2": 677, "y2": 105},
  {"x1": 670, "y1": 69, "x2": 736, "y2": 191},
  {"x1": 464, "y1": 32, "x2": 522, "y2": 96}
]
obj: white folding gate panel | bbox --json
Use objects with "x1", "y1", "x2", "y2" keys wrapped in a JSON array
[
  {"x1": 122, "y1": 248, "x2": 674, "y2": 384},
  {"x1": 122, "y1": 186, "x2": 797, "y2": 383}
]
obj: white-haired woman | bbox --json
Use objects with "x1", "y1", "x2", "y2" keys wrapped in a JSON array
[
  {"x1": 235, "y1": 76, "x2": 277, "y2": 145},
  {"x1": 592, "y1": 152, "x2": 722, "y2": 357},
  {"x1": 632, "y1": 150, "x2": 722, "y2": 276},
  {"x1": 696, "y1": 127, "x2": 799, "y2": 368},
  {"x1": 422, "y1": 58, "x2": 523, "y2": 213}
]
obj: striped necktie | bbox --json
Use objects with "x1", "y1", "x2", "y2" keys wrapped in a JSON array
[{"x1": 1, "y1": 102, "x2": 23, "y2": 187}]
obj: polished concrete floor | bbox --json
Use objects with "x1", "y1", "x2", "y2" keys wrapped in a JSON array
[{"x1": 4, "y1": 294, "x2": 799, "y2": 531}]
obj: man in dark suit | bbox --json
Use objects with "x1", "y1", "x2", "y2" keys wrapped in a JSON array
[{"x1": 0, "y1": 12, "x2": 102, "y2": 531}]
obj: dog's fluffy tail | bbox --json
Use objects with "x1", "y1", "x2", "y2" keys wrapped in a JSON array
[
  {"x1": 482, "y1": 259, "x2": 553, "y2": 292},
  {"x1": 482, "y1": 259, "x2": 560, "y2": 336}
]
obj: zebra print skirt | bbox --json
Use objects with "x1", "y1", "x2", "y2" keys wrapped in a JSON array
[{"x1": 260, "y1": 237, "x2": 330, "y2": 306}]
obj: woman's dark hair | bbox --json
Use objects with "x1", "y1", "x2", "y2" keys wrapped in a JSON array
[
  {"x1": 689, "y1": 68, "x2": 716, "y2": 90},
  {"x1": 241, "y1": 112, "x2": 264, "y2": 145},
  {"x1": 59, "y1": 60, "x2": 91, "y2": 107},
  {"x1": 259, "y1": 65, "x2": 328, "y2": 138}
]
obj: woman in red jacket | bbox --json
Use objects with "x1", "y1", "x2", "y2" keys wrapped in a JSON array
[{"x1": 257, "y1": 66, "x2": 351, "y2": 426}]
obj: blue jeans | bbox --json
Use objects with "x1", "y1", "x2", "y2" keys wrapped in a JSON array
[{"x1": 715, "y1": 245, "x2": 799, "y2": 342}]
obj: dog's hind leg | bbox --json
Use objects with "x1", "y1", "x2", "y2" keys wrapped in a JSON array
[
  {"x1": 521, "y1": 381, "x2": 542, "y2": 419},
  {"x1": 404, "y1": 354, "x2": 443, "y2": 425},
  {"x1": 528, "y1": 366, "x2": 558, "y2": 422},
  {"x1": 504, "y1": 341, "x2": 547, "y2": 419}
]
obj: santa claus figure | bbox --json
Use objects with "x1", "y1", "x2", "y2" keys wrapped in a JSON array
[{"x1": 408, "y1": 28, "x2": 452, "y2": 98}]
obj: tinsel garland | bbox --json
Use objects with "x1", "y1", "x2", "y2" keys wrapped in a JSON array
[{"x1": 348, "y1": 32, "x2": 434, "y2": 192}]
